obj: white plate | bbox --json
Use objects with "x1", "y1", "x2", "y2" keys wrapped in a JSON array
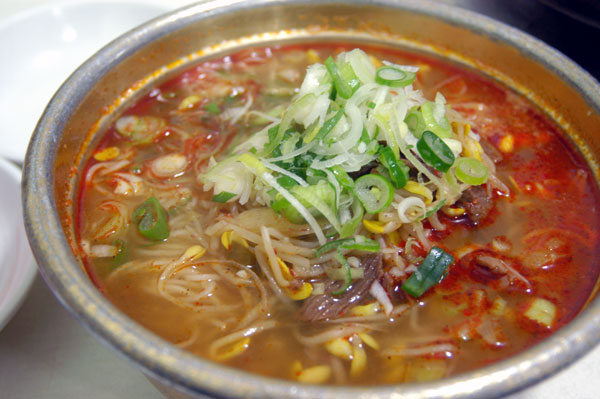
[
  {"x1": 0, "y1": 0, "x2": 171, "y2": 162},
  {"x1": 0, "y1": 157, "x2": 36, "y2": 331}
]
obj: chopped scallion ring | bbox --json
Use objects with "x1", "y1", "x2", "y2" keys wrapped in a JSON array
[
  {"x1": 332, "y1": 248, "x2": 352, "y2": 295},
  {"x1": 325, "y1": 56, "x2": 353, "y2": 99},
  {"x1": 404, "y1": 108, "x2": 427, "y2": 138},
  {"x1": 420, "y1": 101, "x2": 452, "y2": 138},
  {"x1": 379, "y1": 146, "x2": 409, "y2": 189},
  {"x1": 401, "y1": 246, "x2": 454, "y2": 297},
  {"x1": 417, "y1": 130, "x2": 455, "y2": 173},
  {"x1": 353, "y1": 174, "x2": 394, "y2": 214},
  {"x1": 455, "y1": 157, "x2": 489, "y2": 185},
  {"x1": 375, "y1": 66, "x2": 416, "y2": 87},
  {"x1": 132, "y1": 196, "x2": 169, "y2": 241}
]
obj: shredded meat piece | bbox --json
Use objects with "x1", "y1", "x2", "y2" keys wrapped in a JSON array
[
  {"x1": 381, "y1": 272, "x2": 408, "y2": 305},
  {"x1": 480, "y1": 140, "x2": 503, "y2": 164},
  {"x1": 456, "y1": 185, "x2": 494, "y2": 225},
  {"x1": 298, "y1": 254, "x2": 383, "y2": 322}
]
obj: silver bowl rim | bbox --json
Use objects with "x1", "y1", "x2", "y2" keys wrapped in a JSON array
[{"x1": 22, "y1": 1, "x2": 600, "y2": 398}]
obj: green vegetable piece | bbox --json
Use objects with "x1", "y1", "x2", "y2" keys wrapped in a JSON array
[
  {"x1": 421, "y1": 200, "x2": 446, "y2": 221},
  {"x1": 420, "y1": 101, "x2": 452, "y2": 138},
  {"x1": 330, "y1": 165, "x2": 354, "y2": 189},
  {"x1": 375, "y1": 66, "x2": 416, "y2": 87},
  {"x1": 339, "y1": 197, "x2": 363, "y2": 238},
  {"x1": 332, "y1": 248, "x2": 352, "y2": 295},
  {"x1": 111, "y1": 239, "x2": 128, "y2": 269},
  {"x1": 277, "y1": 175, "x2": 299, "y2": 189},
  {"x1": 324, "y1": 56, "x2": 353, "y2": 99},
  {"x1": 212, "y1": 191, "x2": 237, "y2": 203},
  {"x1": 339, "y1": 62, "x2": 361, "y2": 94},
  {"x1": 401, "y1": 246, "x2": 454, "y2": 298},
  {"x1": 404, "y1": 107, "x2": 427, "y2": 138},
  {"x1": 417, "y1": 131, "x2": 455, "y2": 173},
  {"x1": 307, "y1": 108, "x2": 344, "y2": 143},
  {"x1": 272, "y1": 181, "x2": 337, "y2": 226},
  {"x1": 204, "y1": 102, "x2": 221, "y2": 114},
  {"x1": 379, "y1": 146, "x2": 409, "y2": 189},
  {"x1": 353, "y1": 174, "x2": 394, "y2": 214},
  {"x1": 454, "y1": 157, "x2": 489, "y2": 185},
  {"x1": 315, "y1": 236, "x2": 380, "y2": 258},
  {"x1": 132, "y1": 196, "x2": 169, "y2": 241}
]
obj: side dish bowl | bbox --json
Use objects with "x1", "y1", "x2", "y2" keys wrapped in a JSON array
[{"x1": 22, "y1": 1, "x2": 600, "y2": 398}]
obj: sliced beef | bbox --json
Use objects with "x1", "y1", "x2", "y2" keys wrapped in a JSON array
[
  {"x1": 456, "y1": 185, "x2": 494, "y2": 225},
  {"x1": 480, "y1": 139, "x2": 503, "y2": 164},
  {"x1": 381, "y1": 272, "x2": 408, "y2": 305},
  {"x1": 298, "y1": 253, "x2": 383, "y2": 322}
]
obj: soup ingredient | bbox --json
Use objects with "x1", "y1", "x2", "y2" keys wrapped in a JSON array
[
  {"x1": 77, "y1": 44, "x2": 600, "y2": 385},
  {"x1": 131, "y1": 197, "x2": 169, "y2": 240}
]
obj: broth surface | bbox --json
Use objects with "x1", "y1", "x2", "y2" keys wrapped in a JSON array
[{"x1": 77, "y1": 43, "x2": 600, "y2": 384}]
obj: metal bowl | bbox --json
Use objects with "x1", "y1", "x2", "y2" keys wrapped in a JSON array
[{"x1": 22, "y1": 1, "x2": 600, "y2": 398}]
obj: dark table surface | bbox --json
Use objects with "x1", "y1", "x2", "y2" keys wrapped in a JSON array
[{"x1": 443, "y1": 0, "x2": 600, "y2": 80}]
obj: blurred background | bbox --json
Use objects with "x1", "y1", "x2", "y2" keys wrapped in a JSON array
[{"x1": 0, "y1": 1, "x2": 597, "y2": 398}]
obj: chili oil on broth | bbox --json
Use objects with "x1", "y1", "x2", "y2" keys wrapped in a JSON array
[{"x1": 76, "y1": 43, "x2": 600, "y2": 384}]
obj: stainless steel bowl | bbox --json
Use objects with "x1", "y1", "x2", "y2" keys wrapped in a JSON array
[{"x1": 22, "y1": 1, "x2": 600, "y2": 398}]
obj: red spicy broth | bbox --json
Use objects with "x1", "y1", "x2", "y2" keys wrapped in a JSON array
[{"x1": 76, "y1": 43, "x2": 600, "y2": 384}]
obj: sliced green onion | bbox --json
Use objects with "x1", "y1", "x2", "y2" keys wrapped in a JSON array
[
  {"x1": 293, "y1": 182, "x2": 341, "y2": 233},
  {"x1": 401, "y1": 246, "x2": 454, "y2": 297},
  {"x1": 404, "y1": 107, "x2": 426, "y2": 138},
  {"x1": 212, "y1": 191, "x2": 237, "y2": 203},
  {"x1": 375, "y1": 66, "x2": 416, "y2": 87},
  {"x1": 132, "y1": 196, "x2": 169, "y2": 241},
  {"x1": 111, "y1": 239, "x2": 128, "y2": 269},
  {"x1": 307, "y1": 108, "x2": 345, "y2": 143},
  {"x1": 417, "y1": 130, "x2": 455, "y2": 173},
  {"x1": 353, "y1": 174, "x2": 394, "y2": 214},
  {"x1": 455, "y1": 157, "x2": 489, "y2": 185},
  {"x1": 379, "y1": 146, "x2": 409, "y2": 189},
  {"x1": 339, "y1": 62, "x2": 361, "y2": 93},
  {"x1": 204, "y1": 102, "x2": 221, "y2": 114},
  {"x1": 325, "y1": 56, "x2": 353, "y2": 99},
  {"x1": 315, "y1": 236, "x2": 380, "y2": 258},
  {"x1": 332, "y1": 248, "x2": 352, "y2": 295},
  {"x1": 261, "y1": 94, "x2": 315, "y2": 156},
  {"x1": 420, "y1": 101, "x2": 452, "y2": 138},
  {"x1": 330, "y1": 165, "x2": 354, "y2": 189},
  {"x1": 340, "y1": 197, "x2": 364, "y2": 238},
  {"x1": 276, "y1": 175, "x2": 300, "y2": 189},
  {"x1": 421, "y1": 199, "x2": 446, "y2": 220}
]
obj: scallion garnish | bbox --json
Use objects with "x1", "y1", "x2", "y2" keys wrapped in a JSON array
[
  {"x1": 353, "y1": 174, "x2": 394, "y2": 214},
  {"x1": 212, "y1": 191, "x2": 237, "y2": 203},
  {"x1": 132, "y1": 196, "x2": 169, "y2": 241},
  {"x1": 420, "y1": 101, "x2": 452, "y2": 138},
  {"x1": 204, "y1": 102, "x2": 221, "y2": 114},
  {"x1": 332, "y1": 248, "x2": 352, "y2": 295},
  {"x1": 417, "y1": 130, "x2": 455, "y2": 172},
  {"x1": 375, "y1": 66, "x2": 416, "y2": 87},
  {"x1": 315, "y1": 236, "x2": 380, "y2": 258},
  {"x1": 325, "y1": 56, "x2": 353, "y2": 99},
  {"x1": 454, "y1": 157, "x2": 488, "y2": 185},
  {"x1": 308, "y1": 108, "x2": 345, "y2": 143},
  {"x1": 401, "y1": 246, "x2": 454, "y2": 297},
  {"x1": 379, "y1": 146, "x2": 409, "y2": 189}
]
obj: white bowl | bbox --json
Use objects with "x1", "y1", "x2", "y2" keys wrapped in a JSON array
[
  {"x1": 0, "y1": 0, "x2": 171, "y2": 161},
  {"x1": 0, "y1": 157, "x2": 36, "y2": 331}
]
